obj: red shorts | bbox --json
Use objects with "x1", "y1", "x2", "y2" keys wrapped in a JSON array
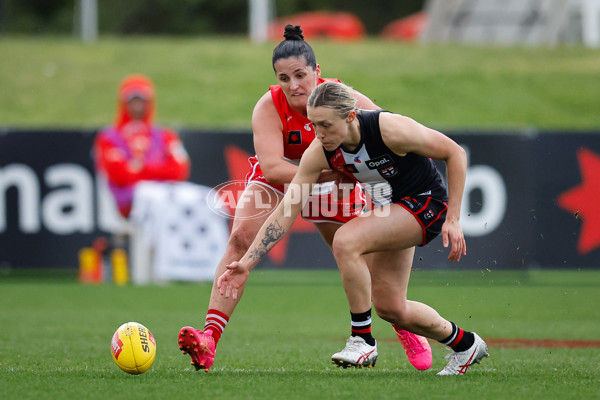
[{"x1": 245, "y1": 156, "x2": 365, "y2": 224}]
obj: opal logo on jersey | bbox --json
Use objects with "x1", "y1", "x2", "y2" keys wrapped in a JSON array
[
  {"x1": 366, "y1": 155, "x2": 393, "y2": 169},
  {"x1": 206, "y1": 180, "x2": 280, "y2": 220}
]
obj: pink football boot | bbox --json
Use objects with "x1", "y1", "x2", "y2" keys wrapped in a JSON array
[
  {"x1": 178, "y1": 326, "x2": 216, "y2": 372},
  {"x1": 393, "y1": 326, "x2": 432, "y2": 371}
]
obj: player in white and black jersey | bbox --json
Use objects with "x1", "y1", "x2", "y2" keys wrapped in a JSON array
[
  {"x1": 323, "y1": 108, "x2": 449, "y2": 246},
  {"x1": 220, "y1": 81, "x2": 490, "y2": 376},
  {"x1": 324, "y1": 109, "x2": 445, "y2": 203}
]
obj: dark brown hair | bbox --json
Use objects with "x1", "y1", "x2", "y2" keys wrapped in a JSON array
[{"x1": 272, "y1": 25, "x2": 317, "y2": 71}]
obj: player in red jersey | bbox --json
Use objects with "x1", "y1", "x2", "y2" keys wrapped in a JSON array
[
  {"x1": 219, "y1": 81, "x2": 489, "y2": 375},
  {"x1": 178, "y1": 25, "x2": 431, "y2": 372}
]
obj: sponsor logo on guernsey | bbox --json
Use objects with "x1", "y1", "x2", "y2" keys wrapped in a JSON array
[
  {"x1": 288, "y1": 130, "x2": 302, "y2": 145},
  {"x1": 366, "y1": 154, "x2": 393, "y2": 169},
  {"x1": 379, "y1": 165, "x2": 397, "y2": 178},
  {"x1": 354, "y1": 156, "x2": 361, "y2": 163},
  {"x1": 304, "y1": 123, "x2": 312, "y2": 131}
]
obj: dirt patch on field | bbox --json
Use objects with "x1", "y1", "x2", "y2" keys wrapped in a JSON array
[{"x1": 484, "y1": 338, "x2": 600, "y2": 348}]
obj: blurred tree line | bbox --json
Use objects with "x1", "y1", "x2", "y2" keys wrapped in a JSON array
[{"x1": 1, "y1": 0, "x2": 425, "y2": 35}]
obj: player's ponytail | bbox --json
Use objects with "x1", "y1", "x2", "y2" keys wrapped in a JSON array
[
  {"x1": 283, "y1": 24, "x2": 304, "y2": 41},
  {"x1": 272, "y1": 24, "x2": 317, "y2": 70}
]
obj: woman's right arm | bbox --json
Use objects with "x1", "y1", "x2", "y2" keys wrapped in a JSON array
[
  {"x1": 217, "y1": 140, "x2": 329, "y2": 299},
  {"x1": 251, "y1": 92, "x2": 299, "y2": 185}
]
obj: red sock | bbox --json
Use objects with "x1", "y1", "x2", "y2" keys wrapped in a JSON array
[{"x1": 204, "y1": 309, "x2": 229, "y2": 345}]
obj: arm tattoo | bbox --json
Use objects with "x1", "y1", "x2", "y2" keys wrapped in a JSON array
[{"x1": 248, "y1": 220, "x2": 286, "y2": 261}]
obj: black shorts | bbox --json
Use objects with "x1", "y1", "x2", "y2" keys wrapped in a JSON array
[{"x1": 396, "y1": 195, "x2": 448, "y2": 246}]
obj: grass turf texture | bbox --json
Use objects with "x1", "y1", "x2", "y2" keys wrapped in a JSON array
[
  {"x1": 1, "y1": 269, "x2": 599, "y2": 399},
  {"x1": 1, "y1": 36, "x2": 600, "y2": 130}
]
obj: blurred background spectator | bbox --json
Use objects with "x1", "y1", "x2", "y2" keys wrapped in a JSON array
[
  {"x1": 94, "y1": 74, "x2": 190, "y2": 219},
  {"x1": 92, "y1": 74, "x2": 229, "y2": 285},
  {"x1": 89, "y1": 74, "x2": 191, "y2": 284}
]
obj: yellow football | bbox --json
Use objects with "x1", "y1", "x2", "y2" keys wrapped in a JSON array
[{"x1": 110, "y1": 322, "x2": 156, "y2": 374}]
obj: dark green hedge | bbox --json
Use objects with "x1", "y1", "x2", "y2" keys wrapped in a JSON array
[{"x1": 1, "y1": 0, "x2": 425, "y2": 35}]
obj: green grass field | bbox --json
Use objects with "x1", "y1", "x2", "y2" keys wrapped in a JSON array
[
  {"x1": 1, "y1": 36, "x2": 600, "y2": 130},
  {"x1": 2, "y1": 35, "x2": 600, "y2": 399},
  {"x1": 1, "y1": 269, "x2": 599, "y2": 399}
]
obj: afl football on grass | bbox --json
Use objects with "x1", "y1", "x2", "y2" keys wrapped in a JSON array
[{"x1": 111, "y1": 322, "x2": 156, "y2": 374}]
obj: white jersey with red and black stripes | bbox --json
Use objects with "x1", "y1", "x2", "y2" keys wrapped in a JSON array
[{"x1": 323, "y1": 110, "x2": 447, "y2": 207}]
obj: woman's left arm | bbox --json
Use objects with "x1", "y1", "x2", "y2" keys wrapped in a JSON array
[{"x1": 379, "y1": 113, "x2": 467, "y2": 261}]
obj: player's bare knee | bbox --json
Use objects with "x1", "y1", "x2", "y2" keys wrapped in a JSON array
[
  {"x1": 374, "y1": 302, "x2": 408, "y2": 326},
  {"x1": 226, "y1": 227, "x2": 254, "y2": 258},
  {"x1": 331, "y1": 232, "x2": 361, "y2": 262}
]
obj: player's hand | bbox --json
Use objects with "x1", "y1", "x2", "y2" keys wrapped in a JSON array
[
  {"x1": 442, "y1": 219, "x2": 467, "y2": 262},
  {"x1": 217, "y1": 261, "x2": 250, "y2": 300}
]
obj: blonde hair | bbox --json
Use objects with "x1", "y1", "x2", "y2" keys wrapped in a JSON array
[{"x1": 307, "y1": 81, "x2": 356, "y2": 119}]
